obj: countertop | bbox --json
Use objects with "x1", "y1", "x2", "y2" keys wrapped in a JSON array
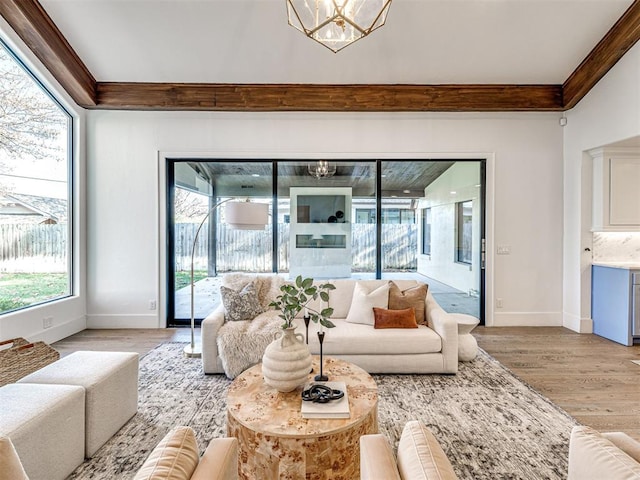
[{"x1": 592, "y1": 262, "x2": 640, "y2": 270}]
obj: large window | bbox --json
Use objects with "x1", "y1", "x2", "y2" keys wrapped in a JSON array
[
  {"x1": 355, "y1": 208, "x2": 415, "y2": 224},
  {"x1": 0, "y1": 41, "x2": 72, "y2": 314},
  {"x1": 456, "y1": 200, "x2": 473, "y2": 264}
]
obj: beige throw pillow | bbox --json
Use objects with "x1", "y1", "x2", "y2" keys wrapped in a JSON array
[
  {"x1": 133, "y1": 426, "x2": 200, "y2": 480},
  {"x1": 0, "y1": 436, "x2": 29, "y2": 480},
  {"x1": 388, "y1": 282, "x2": 428, "y2": 325},
  {"x1": 345, "y1": 282, "x2": 390, "y2": 326}
]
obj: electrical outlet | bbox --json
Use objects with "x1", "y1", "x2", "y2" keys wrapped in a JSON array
[
  {"x1": 43, "y1": 316, "x2": 53, "y2": 329},
  {"x1": 149, "y1": 300, "x2": 157, "y2": 311},
  {"x1": 496, "y1": 298, "x2": 503, "y2": 309},
  {"x1": 497, "y1": 245, "x2": 511, "y2": 255}
]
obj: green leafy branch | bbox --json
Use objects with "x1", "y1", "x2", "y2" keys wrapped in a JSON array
[{"x1": 269, "y1": 275, "x2": 336, "y2": 329}]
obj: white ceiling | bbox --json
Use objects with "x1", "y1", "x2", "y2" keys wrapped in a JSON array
[{"x1": 39, "y1": 0, "x2": 633, "y2": 85}]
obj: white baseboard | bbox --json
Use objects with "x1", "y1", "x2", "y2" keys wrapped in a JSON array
[
  {"x1": 32, "y1": 315, "x2": 86, "y2": 344},
  {"x1": 563, "y1": 312, "x2": 593, "y2": 333},
  {"x1": 86, "y1": 314, "x2": 162, "y2": 329},
  {"x1": 491, "y1": 312, "x2": 563, "y2": 327}
]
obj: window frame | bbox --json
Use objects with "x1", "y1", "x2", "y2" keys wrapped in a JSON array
[
  {"x1": 0, "y1": 38, "x2": 74, "y2": 314},
  {"x1": 455, "y1": 200, "x2": 473, "y2": 265},
  {"x1": 421, "y1": 207, "x2": 431, "y2": 256}
]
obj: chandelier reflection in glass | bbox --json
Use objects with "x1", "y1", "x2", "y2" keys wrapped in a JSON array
[
  {"x1": 308, "y1": 160, "x2": 337, "y2": 178},
  {"x1": 286, "y1": 0, "x2": 393, "y2": 53}
]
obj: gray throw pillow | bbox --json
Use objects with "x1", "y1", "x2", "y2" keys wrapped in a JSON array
[{"x1": 220, "y1": 282, "x2": 264, "y2": 322}]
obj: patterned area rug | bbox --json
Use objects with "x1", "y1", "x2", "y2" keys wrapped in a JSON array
[{"x1": 69, "y1": 343, "x2": 577, "y2": 479}]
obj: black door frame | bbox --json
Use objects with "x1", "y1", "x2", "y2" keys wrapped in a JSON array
[{"x1": 165, "y1": 158, "x2": 486, "y2": 326}]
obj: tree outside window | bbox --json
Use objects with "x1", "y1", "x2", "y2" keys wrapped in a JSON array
[{"x1": 0, "y1": 41, "x2": 72, "y2": 314}]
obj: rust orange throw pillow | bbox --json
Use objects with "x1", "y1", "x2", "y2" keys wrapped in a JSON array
[
  {"x1": 373, "y1": 307, "x2": 419, "y2": 329},
  {"x1": 388, "y1": 282, "x2": 428, "y2": 325}
]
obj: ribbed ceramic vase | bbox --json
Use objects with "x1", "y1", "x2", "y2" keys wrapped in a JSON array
[{"x1": 262, "y1": 326, "x2": 312, "y2": 392}]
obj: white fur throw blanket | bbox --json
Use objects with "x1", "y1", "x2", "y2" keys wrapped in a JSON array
[{"x1": 216, "y1": 310, "x2": 283, "y2": 379}]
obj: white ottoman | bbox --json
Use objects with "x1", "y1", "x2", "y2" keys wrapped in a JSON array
[
  {"x1": 0, "y1": 383, "x2": 85, "y2": 480},
  {"x1": 18, "y1": 351, "x2": 139, "y2": 457},
  {"x1": 451, "y1": 313, "x2": 480, "y2": 361}
]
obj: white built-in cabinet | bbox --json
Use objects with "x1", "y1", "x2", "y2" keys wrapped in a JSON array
[
  {"x1": 289, "y1": 187, "x2": 352, "y2": 279},
  {"x1": 590, "y1": 147, "x2": 640, "y2": 231}
]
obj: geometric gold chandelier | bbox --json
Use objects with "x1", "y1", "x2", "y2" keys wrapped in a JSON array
[{"x1": 286, "y1": 0, "x2": 393, "y2": 53}]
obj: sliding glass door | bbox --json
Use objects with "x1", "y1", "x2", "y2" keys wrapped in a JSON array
[
  {"x1": 165, "y1": 158, "x2": 485, "y2": 325},
  {"x1": 167, "y1": 160, "x2": 273, "y2": 326}
]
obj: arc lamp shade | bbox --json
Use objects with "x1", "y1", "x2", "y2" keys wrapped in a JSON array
[{"x1": 225, "y1": 201, "x2": 269, "y2": 230}]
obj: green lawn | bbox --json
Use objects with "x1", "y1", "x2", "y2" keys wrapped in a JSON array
[
  {"x1": 175, "y1": 271, "x2": 208, "y2": 291},
  {"x1": 0, "y1": 271, "x2": 209, "y2": 313},
  {"x1": 0, "y1": 273, "x2": 69, "y2": 313}
]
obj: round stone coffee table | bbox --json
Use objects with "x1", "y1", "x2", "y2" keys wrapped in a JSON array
[{"x1": 226, "y1": 356, "x2": 378, "y2": 480}]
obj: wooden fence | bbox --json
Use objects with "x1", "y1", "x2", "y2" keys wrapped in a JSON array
[
  {"x1": 175, "y1": 223, "x2": 417, "y2": 273},
  {"x1": 0, "y1": 224, "x2": 68, "y2": 272},
  {"x1": 0, "y1": 222, "x2": 417, "y2": 273}
]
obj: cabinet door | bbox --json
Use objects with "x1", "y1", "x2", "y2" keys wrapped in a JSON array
[
  {"x1": 592, "y1": 266, "x2": 633, "y2": 346},
  {"x1": 610, "y1": 158, "x2": 640, "y2": 225}
]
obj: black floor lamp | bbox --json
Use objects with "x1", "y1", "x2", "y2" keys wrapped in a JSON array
[{"x1": 184, "y1": 199, "x2": 269, "y2": 358}]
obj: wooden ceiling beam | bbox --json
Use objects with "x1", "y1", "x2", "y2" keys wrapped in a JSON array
[
  {"x1": 0, "y1": 0, "x2": 96, "y2": 107},
  {"x1": 1, "y1": 0, "x2": 638, "y2": 112},
  {"x1": 96, "y1": 83, "x2": 563, "y2": 112},
  {"x1": 563, "y1": 0, "x2": 640, "y2": 110}
]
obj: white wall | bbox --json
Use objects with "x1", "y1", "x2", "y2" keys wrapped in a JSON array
[
  {"x1": 563, "y1": 41, "x2": 640, "y2": 333},
  {"x1": 418, "y1": 162, "x2": 481, "y2": 295},
  {"x1": 86, "y1": 110, "x2": 564, "y2": 328},
  {"x1": 0, "y1": 19, "x2": 87, "y2": 344}
]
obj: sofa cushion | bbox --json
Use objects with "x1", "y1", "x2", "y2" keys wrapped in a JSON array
[
  {"x1": 133, "y1": 426, "x2": 200, "y2": 480},
  {"x1": 568, "y1": 426, "x2": 640, "y2": 480},
  {"x1": 603, "y1": 432, "x2": 640, "y2": 463},
  {"x1": 397, "y1": 420, "x2": 458, "y2": 480},
  {"x1": 345, "y1": 281, "x2": 390, "y2": 326},
  {"x1": 191, "y1": 437, "x2": 238, "y2": 480},
  {"x1": 388, "y1": 282, "x2": 428, "y2": 325},
  {"x1": 298, "y1": 318, "x2": 442, "y2": 355},
  {"x1": 220, "y1": 282, "x2": 264, "y2": 322},
  {"x1": 373, "y1": 307, "x2": 419, "y2": 329},
  {"x1": 0, "y1": 436, "x2": 29, "y2": 480},
  {"x1": 360, "y1": 434, "x2": 402, "y2": 480}
]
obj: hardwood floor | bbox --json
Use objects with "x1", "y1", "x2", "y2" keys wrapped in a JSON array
[
  {"x1": 53, "y1": 326, "x2": 640, "y2": 441},
  {"x1": 474, "y1": 326, "x2": 640, "y2": 441}
]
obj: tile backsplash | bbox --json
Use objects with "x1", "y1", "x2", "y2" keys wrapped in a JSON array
[{"x1": 592, "y1": 232, "x2": 640, "y2": 262}]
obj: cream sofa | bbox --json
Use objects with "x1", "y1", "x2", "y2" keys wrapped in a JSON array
[
  {"x1": 202, "y1": 274, "x2": 459, "y2": 376},
  {"x1": 133, "y1": 426, "x2": 238, "y2": 480},
  {"x1": 1, "y1": 426, "x2": 238, "y2": 480},
  {"x1": 360, "y1": 420, "x2": 458, "y2": 480},
  {"x1": 568, "y1": 426, "x2": 640, "y2": 479}
]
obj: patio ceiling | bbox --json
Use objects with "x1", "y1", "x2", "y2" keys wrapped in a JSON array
[{"x1": 184, "y1": 160, "x2": 457, "y2": 197}]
